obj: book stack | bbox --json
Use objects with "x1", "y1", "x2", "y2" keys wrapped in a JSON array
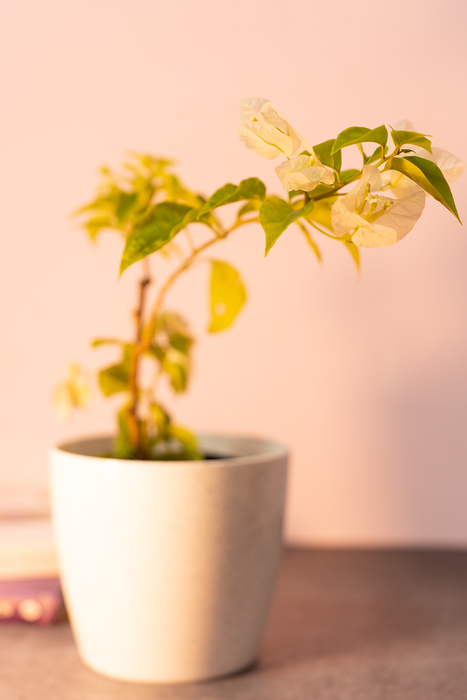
[{"x1": 0, "y1": 493, "x2": 64, "y2": 624}]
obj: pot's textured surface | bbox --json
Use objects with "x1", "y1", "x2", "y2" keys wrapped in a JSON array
[{"x1": 49, "y1": 434, "x2": 288, "y2": 683}]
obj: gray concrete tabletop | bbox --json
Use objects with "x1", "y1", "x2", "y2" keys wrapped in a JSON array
[{"x1": 1, "y1": 548, "x2": 467, "y2": 699}]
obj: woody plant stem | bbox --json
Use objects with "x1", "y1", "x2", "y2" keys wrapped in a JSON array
[
  {"x1": 127, "y1": 217, "x2": 258, "y2": 458},
  {"x1": 127, "y1": 257, "x2": 151, "y2": 458}
]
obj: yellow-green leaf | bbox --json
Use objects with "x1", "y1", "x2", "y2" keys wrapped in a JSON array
[
  {"x1": 85, "y1": 215, "x2": 113, "y2": 240},
  {"x1": 116, "y1": 192, "x2": 138, "y2": 224},
  {"x1": 168, "y1": 425, "x2": 202, "y2": 460},
  {"x1": 114, "y1": 404, "x2": 135, "y2": 459},
  {"x1": 238, "y1": 199, "x2": 262, "y2": 218},
  {"x1": 340, "y1": 169, "x2": 361, "y2": 182},
  {"x1": 120, "y1": 202, "x2": 193, "y2": 274},
  {"x1": 341, "y1": 239, "x2": 360, "y2": 273},
  {"x1": 297, "y1": 222, "x2": 322, "y2": 262},
  {"x1": 331, "y1": 125, "x2": 388, "y2": 154},
  {"x1": 312, "y1": 139, "x2": 341, "y2": 172},
  {"x1": 162, "y1": 350, "x2": 189, "y2": 392},
  {"x1": 259, "y1": 197, "x2": 315, "y2": 256},
  {"x1": 91, "y1": 338, "x2": 124, "y2": 347},
  {"x1": 391, "y1": 130, "x2": 432, "y2": 154},
  {"x1": 150, "y1": 403, "x2": 171, "y2": 436},
  {"x1": 198, "y1": 178, "x2": 266, "y2": 217},
  {"x1": 386, "y1": 155, "x2": 461, "y2": 222},
  {"x1": 169, "y1": 332, "x2": 193, "y2": 354},
  {"x1": 98, "y1": 363, "x2": 129, "y2": 396},
  {"x1": 306, "y1": 197, "x2": 337, "y2": 232},
  {"x1": 209, "y1": 260, "x2": 247, "y2": 332}
]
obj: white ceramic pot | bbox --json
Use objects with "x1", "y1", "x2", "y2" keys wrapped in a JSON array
[{"x1": 49, "y1": 433, "x2": 288, "y2": 684}]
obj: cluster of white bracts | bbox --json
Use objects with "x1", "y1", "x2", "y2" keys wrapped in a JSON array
[{"x1": 238, "y1": 99, "x2": 465, "y2": 248}]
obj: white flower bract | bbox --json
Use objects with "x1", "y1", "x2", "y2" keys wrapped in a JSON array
[
  {"x1": 238, "y1": 97, "x2": 306, "y2": 159},
  {"x1": 275, "y1": 154, "x2": 335, "y2": 192},
  {"x1": 331, "y1": 165, "x2": 426, "y2": 248}
]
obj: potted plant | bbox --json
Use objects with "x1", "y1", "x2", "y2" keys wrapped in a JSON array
[{"x1": 50, "y1": 98, "x2": 464, "y2": 684}]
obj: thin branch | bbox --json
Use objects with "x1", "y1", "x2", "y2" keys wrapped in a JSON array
[
  {"x1": 143, "y1": 218, "x2": 258, "y2": 347},
  {"x1": 127, "y1": 262, "x2": 152, "y2": 458},
  {"x1": 184, "y1": 227, "x2": 195, "y2": 253}
]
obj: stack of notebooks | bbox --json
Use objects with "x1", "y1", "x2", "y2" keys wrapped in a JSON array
[{"x1": 0, "y1": 498, "x2": 64, "y2": 624}]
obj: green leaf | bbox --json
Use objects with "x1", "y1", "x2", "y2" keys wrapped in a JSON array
[
  {"x1": 331, "y1": 125, "x2": 388, "y2": 154},
  {"x1": 259, "y1": 198, "x2": 292, "y2": 255},
  {"x1": 367, "y1": 146, "x2": 387, "y2": 165},
  {"x1": 163, "y1": 361, "x2": 186, "y2": 392},
  {"x1": 386, "y1": 155, "x2": 461, "y2": 222},
  {"x1": 234, "y1": 178, "x2": 266, "y2": 200},
  {"x1": 313, "y1": 139, "x2": 341, "y2": 172},
  {"x1": 168, "y1": 425, "x2": 202, "y2": 460},
  {"x1": 259, "y1": 197, "x2": 315, "y2": 256},
  {"x1": 209, "y1": 260, "x2": 247, "y2": 332},
  {"x1": 73, "y1": 195, "x2": 116, "y2": 218},
  {"x1": 116, "y1": 192, "x2": 138, "y2": 224},
  {"x1": 199, "y1": 183, "x2": 237, "y2": 212},
  {"x1": 198, "y1": 178, "x2": 266, "y2": 216},
  {"x1": 341, "y1": 240, "x2": 360, "y2": 273},
  {"x1": 150, "y1": 403, "x2": 171, "y2": 437},
  {"x1": 98, "y1": 363, "x2": 129, "y2": 396},
  {"x1": 120, "y1": 202, "x2": 193, "y2": 274},
  {"x1": 306, "y1": 197, "x2": 338, "y2": 232},
  {"x1": 162, "y1": 350, "x2": 189, "y2": 392},
  {"x1": 114, "y1": 404, "x2": 135, "y2": 459},
  {"x1": 238, "y1": 199, "x2": 262, "y2": 217},
  {"x1": 85, "y1": 215, "x2": 113, "y2": 240},
  {"x1": 156, "y1": 310, "x2": 192, "y2": 336},
  {"x1": 147, "y1": 343, "x2": 165, "y2": 362},
  {"x1": 91, "y1": 338, "x2": 124, "y2": 347},
  {"x1": 287, "y1": 191, "x2": 302, "y2": 202},
  {"x1": 169, "y1": 332, "x2": 193, "y2": 354},
  {"x1": 297, "y1": 222, "x2": 322, "y2": 262},
  {"x1": 162, "y1": 174, "x2": 204, "y2": 208},
  {"x1": 391, "y1": 130, "x2": 432, "y2": 154},
  {"x1": 339, "y1": 169, "x2": 361, "y2": 183},
  {"x1": 152, "y1": 311, "x2": 194, "y2": 354},
  {"x1": 302, "y1": 184, "x2": 332, "y2": 199}
]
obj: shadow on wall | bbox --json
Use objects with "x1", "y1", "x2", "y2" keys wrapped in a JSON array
[{"x1": 378, "y1": 361, "x2": 467, "y2": 544}]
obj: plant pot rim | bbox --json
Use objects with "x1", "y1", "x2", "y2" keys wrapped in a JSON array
[{"x1": 50, "y1": 432, "x2": 289, "y2": 469}]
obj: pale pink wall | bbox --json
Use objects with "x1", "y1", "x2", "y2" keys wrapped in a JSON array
[{"x1": 1, "y1": 0, "x2": 466, "y2": 545}]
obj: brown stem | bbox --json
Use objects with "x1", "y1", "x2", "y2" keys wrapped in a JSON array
[
  {"x1": 128, "y1": 259, "x2": 152, "y2": 458},
  {"x1": 123, "y1": 216, "x2": 258, "y2": 441},
  {"x1": 143, "y1": 219, "x2": 255, "y2": 347}
]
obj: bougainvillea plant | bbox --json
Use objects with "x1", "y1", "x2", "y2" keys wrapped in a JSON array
[{"x1": 55, "y1": 98, "x2": 465, "y2": 460}]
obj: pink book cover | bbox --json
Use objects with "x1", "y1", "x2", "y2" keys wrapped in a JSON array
[
  {"x1": 0, "y1": 578, "x2": 64, "y2": 624},
  {"x1": 0, "y1": 491, "x2": 65, "y2": 624}
]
